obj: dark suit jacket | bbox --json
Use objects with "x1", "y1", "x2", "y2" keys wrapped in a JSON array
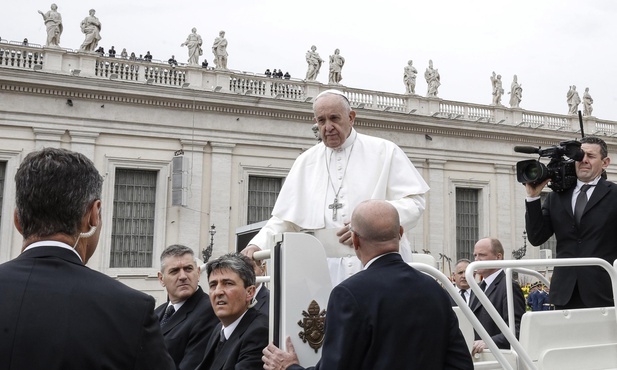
[
  {"x1": 253, "y1": 284, "x2": 270, "y2": 316},
  {"x1": 289, "y1": 253, "x2": 472, "y2": 370},
  {"x1": 0, "y1": 246, "x2": 175, "y2": 370},
  {"x1": 155, "y1": 286, "x2": 218, "y2": 370},
  {"x1": 195, "y1": 308, "x2": 269, "y2": 370},
  {"x1": 526, "y1": 177, "x2": 617, "y2": 307},
  {"x1": 469, "y1": 270, "x2": 526, "y2": 349}
]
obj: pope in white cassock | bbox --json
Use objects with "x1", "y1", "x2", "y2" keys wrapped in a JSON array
[{"x1": 241, "y1": 89, "x2": 429, "y2": 286}]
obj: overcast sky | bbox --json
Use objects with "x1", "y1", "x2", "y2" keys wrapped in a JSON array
[{"x1": 6, "y1": 0, "x2": 617, "y2": 121}]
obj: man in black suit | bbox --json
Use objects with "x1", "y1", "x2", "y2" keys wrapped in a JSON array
[
  {"x1": 525, "y1": 136, "x2": 617, "y2": 309},
  {"x1": 155, "y1": 244, "x2": 218, "y2": 369},
  {"x1": 469, "y1": 237, "x2": 526, "y2": 355},
  {"x1": 251, "y1": 257, "x2": 270, "y2": 316},
  {"x1": 0, "y1": 148, "x2": 174, "y2": 370},
  {"x1": 196, "y1": 253, "x2": 268, "y2": 370},
  {"x1": 262, "y1": 200, "x2": 473, "y2": 370},
  {"x1": 451, "y1": 258, "x2": 472, "y2": 306}
]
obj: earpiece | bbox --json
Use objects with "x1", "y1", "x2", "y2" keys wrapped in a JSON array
[{"x1": 80, "y1": 225, "x2": 97, "y2": 239}]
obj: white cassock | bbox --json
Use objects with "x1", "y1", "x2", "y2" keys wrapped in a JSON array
[{"x1": 249, "y1": 128, "x2": 430, "y2": 286}]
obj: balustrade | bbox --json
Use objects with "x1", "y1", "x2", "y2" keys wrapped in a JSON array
[{"x1": 2, "y1": 42, "x2": 617, "y2": 133}]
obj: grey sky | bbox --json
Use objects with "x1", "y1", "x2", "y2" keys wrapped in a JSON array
[{"x1": 7, "y1": 0, "x2": 617, "y2": 120}]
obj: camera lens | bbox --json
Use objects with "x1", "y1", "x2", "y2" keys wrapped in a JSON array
[{"x1": 516, "y1": 159, "x2": 550, "y2": 184}]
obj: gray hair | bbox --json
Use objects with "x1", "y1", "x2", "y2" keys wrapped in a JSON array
[
  {"x1": 160, "y1": 244, "x2": 195, "y2": 272},
  {"x1": 15, "y1": 148, "x2": 103, "y2": 239},
  {"x1": 206, "y1": 253, "x2": 255, "y2": 288},
  {"x1": 313, "y1": 89, "x2": 351, "y2": 113}
]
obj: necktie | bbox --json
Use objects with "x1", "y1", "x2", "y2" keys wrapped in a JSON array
[
  {"x1": 215, "y1": 330, "x2": 226, "y2": 354},
  {"x1": 479, "y1": 280, "x2": 487, "y2": 292},
  {"x1": 160, "y1": 305, "x2": 175, "y2": 327},
  {"x1": 459, "y1": 289, "x2": 467, "y2": 303},
  {"x1": 574, "y1": 184, "x2": 592, "y2": 224}
]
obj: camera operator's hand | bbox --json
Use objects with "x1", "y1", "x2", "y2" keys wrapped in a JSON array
[{"x1": 525, "y1": 179, "x2": 550, "y2": 198}]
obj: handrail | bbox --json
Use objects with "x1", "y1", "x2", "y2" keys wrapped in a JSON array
[
  {"x1": 466, "y1": 257, "x2": 617, "y2": 370},
  {"x1": 410, "y1": 262, "x2": 515, "y2": 370}
]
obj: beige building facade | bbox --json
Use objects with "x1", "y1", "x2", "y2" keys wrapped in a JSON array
[{"x1": 1, "y1": 42, "x2": 615, "y2": 303}]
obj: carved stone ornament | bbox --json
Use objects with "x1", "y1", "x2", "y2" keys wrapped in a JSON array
[{"x1": 297, "y1": 300, "x2": 326, "y2": 353}]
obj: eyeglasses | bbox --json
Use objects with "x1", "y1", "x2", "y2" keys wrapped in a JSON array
[{"x1": 348, "y1": 225, "x2": 362, "y2": 239}]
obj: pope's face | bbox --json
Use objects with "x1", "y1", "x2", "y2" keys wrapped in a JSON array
[{"x1": 313, "y1": 94, "x2": 355, "y2": 149}]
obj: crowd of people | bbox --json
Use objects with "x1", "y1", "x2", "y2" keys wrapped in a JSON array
[
  {"x1": 0, "y1": 88, "x2": 615, "y2": 369},
  {"x1": 264, "y1": 68, "x2": 290, "y2": 79}
]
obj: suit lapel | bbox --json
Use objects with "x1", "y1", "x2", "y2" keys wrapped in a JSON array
[
  {"x1": 209, "y1": 309, "x2": 258, "y2": 370},
  {"x1": 584, "y1": 178, "x2": 610, "y2": 216},
  {"x1": 160, "y1": 287, "x2": 203, "y2": 333}
]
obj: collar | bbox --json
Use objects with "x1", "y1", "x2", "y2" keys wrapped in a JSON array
[
  {"x1": 23, "y1": 240, "x2": 83, "y2": 263},
  {"x1": 576, "y1": 176, "x2": 601, "y2": 190},
  {"x1": 326, "y1": 128, "x2": 357, "y2": 153},
  {"x1": 363, "y1": 251, "x2": 398, "y2": 270},
  {"x1": 481, "y1": 269, "x2": 503, "y2": 289},
  {"x1": 167, "y1": 300, "x2": 187, "y2": 312},
  {"x1": 221, "y1": 309, "x2": 249, "y2": 340}
]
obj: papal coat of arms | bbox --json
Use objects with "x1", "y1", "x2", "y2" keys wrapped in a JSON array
[{"x1": 297, "y1": 300, "x2": 326, "y2": 353}]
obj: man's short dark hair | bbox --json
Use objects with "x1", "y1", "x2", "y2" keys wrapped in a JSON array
[
  {"x1": 580, "y1": 136, "x2": 608, "y2": 158},
  {"x1": 160, "y1": 244, "x2": 195, "y2": 272},
  {"x1": 206, "y1": 253, "x2": 255, "y2": 288},
  {"x1": 15, "y1": 148, "x2": 103, "y2": 239}
]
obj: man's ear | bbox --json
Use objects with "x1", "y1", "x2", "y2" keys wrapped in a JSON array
[
  {"x1": 246, "y1": 285, "x2": 256, "y2": 301},
  {"x1": 157, "y1": 271, "x2": 165, "y2": 287},
  {"x1": 88, "y1": 200, "x2": 102, "y2": 228},
  {"x1": 13, "y1": 209, "x2": 23, "y2": 235}
]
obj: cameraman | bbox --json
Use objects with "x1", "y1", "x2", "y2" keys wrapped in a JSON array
[{"x1": 524, "y1": 136, "x2": 616, "y2": 309}]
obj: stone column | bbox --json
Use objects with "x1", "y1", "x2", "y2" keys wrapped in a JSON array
[
  {"x1": 409, "y1": 157, "x2": 428, "y2": 252},
  {"x1": 209, "y1": 142, "x2": 235, "y2": 256},
  {"x1": 177, "y1": 140, "x2": 207, "y2": 258},
  {"x1": 33, "y1": 128, "x2": 65, "y2": 150},
  {"x1": 427, "y1": 159, "x2": 446, "y2": 258},
  {"x1": 494, "y1": 164, "x2": 514, "y2": 250},
  {"x1": 69, "y1": 131, "x2": 99, "y2": 160}
]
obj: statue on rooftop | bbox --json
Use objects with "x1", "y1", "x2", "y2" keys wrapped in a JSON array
[
  {"x1": 566, "y1": 85, "x2": 581, "y2": 115},
  {"x1": 38, "y1": 4, "x2": 63, "y2": 47},
  {"x1": 424, "y1": 59, "x2": 440, "y2": 97},
  {"x1": 212, "y1": 30, "x2": 228, "y2": 70},
  {"x1": 305, "y1": 45, "x2": 323, "y2": 81},
  {"x1": 508, "y1": 75, "x2": 523, "y2": 108},
  {"x1": 181, "y1": 28, "x2": 203, "y2": 65},
  {"x1": 490, "y1": 71, "x2": 504, "y2": 106},
  {"x1": 79, "y1": 9, "x2": 101, "y2": 53},
  {"x1": 403, "y1": 60, "x2": 418, "y2": 94},
  {"x1": 583, "y1": 87, "x2": 594, "y2": 117},
  {"x1": 328, "y1": 48, "x2": 345, "y2": 85}
]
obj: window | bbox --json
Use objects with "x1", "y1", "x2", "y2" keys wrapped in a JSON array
[
  {"x1": 247, "y1": 176, "x2": 282, "y2": 224},
  {"x1": 456, "y1": 188, "x2": 479, "y2": 261},
  {"x1": 539, "y1": 192, "x2": 557, "y2": 257},
  {"x1": 110, "y1": 168, "x2": 157, "y2": 268}
]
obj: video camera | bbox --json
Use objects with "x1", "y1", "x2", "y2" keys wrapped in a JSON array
[{"x1": 514, "y1": 140, "x2": 584, "y2": 193}]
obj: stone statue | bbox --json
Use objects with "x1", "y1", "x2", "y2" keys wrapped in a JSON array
[
  {"x1": 328, "y1": 48, "x2": 345, "y2": 85},
  {"x1": 38, "y1": 4, "x2": 63, "y2": 47},
  {"x1": 490, "y1": 71, "x2": 504, "y2": 106},
  {"x1": 508, "y1": 75, "x2": 523, "y2": 108},
  {"x1": 566, "y1": 85, "x2": 581, "y2": 115},
  {"x1": 403, "y1": 60, "x2": 418, "y2": 94},
  {"x1": 212, "y1": 30, "x2": 228, "y2": 70},
  {"x1": 424, "y1": 59, "x2": 441, "y2": 97},
  {"x1": 305, "y1": 45, "x2": 323, "y2": 81},
  {"x1": 181, "y1": 28, "x2": 203, "y2": 65},
  {"x1": 79, "y1": 9, "x2": 101, "y2": 52},
  {"x1": 583, "y1": 87, "x2": 594, "y2": 117}
]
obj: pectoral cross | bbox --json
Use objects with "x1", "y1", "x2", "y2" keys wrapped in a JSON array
[{"x1": 328, "y1": 197, "x2": 343, "y2": 221}]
